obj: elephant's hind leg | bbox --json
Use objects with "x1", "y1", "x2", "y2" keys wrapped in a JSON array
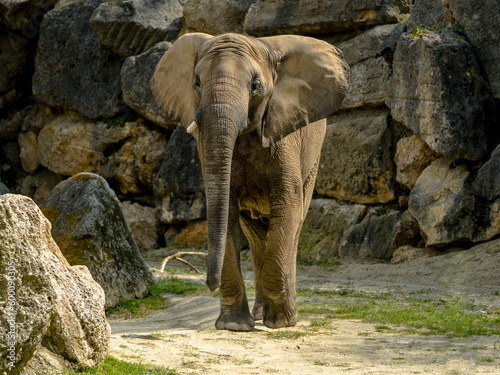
[{"x1": 240, "y1": 211, "x2": 269, "y2": 321}]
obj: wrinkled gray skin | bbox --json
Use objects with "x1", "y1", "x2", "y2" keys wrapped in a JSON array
[{"x1": 151, "y1": 33, "x2": 349, "y2": 331}]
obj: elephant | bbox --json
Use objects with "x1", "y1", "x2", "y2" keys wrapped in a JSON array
[{"x1": 151, "y1": 32, "x2": 349, "y2": 331}]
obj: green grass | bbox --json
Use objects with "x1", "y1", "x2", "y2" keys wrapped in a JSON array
[
  {"x1": 298, "y1": 298, "x2": 500, "y2": 337},
  {"x1": 66, "y1": 356, "x2": 177, "y2": 375},
  {"x1": 106, "y1": 277, "x2": 208, "y2": 317},
  {"x1": 150, "y1": 277, "x2": 208, "y2": 296}
]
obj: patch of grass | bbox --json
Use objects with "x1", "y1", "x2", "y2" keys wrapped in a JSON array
[
  {"x1": 151, "y1": 277, "x2": 208, "y2": 296},
  {"x1": 66, "y1": 355, "x2": 177, "y2": 374},
  {"x1": 480, "y1": 357, "x2": 494, "y2": 362},
  {"x1": 266, "y1": 330, "x2": 308, "y2": 340},
  {"x1": 106, "y1": 278, "x2": 208, "y2": 318},
  {"x1": 411, "y1": 27, "x2": 428, "y2": 38},
  {"x1": 298, "y1": 298, "x2": 500, "y2": 337}
]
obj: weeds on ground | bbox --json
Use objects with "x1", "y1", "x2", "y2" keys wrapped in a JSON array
[
  {"x1": 66, "y1": 356, "x2": 177, "y2": 375},
  {"x1": 298, "y1": 294, "x2": 500, "y2": 337},
  {"x1": 106, "y1": 277, "x2": 208, "y2": 318}
]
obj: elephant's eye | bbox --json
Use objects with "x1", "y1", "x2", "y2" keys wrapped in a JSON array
[
  {"x1": 251, "y1": 77, "x2": 262, "y2": 97},
  {"x1": 194, "y1": 76, "x2": 201, "y2": 90}
]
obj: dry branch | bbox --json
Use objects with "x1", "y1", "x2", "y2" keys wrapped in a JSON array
[{"x1": 160, "y1": 251, "x2": 208, "y2": 273}]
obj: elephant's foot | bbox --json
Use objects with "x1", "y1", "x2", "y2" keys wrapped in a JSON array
[
  {"x1": 216, "y1": 304, "x2": 255, "y2": 332},
  {"x1": 252, "y1": 299, "x2": 264, "y2": 321},
  {"x1": 263, "y1": 300, "x2": 297, "y2": 329}
]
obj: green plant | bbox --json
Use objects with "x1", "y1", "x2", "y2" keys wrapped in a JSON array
[
  {"x1": 452, "y1": 22, "x2": 465, "y2": 35},
  {"x1": 106, "y1": 278, "x2": 208, "y2": 318},
  {"x1": 66, "y1": 356, "x2": 177, "y2": 374},
  {"x1": 411, "y1": 27, "x2": 428, "y2": 38},
  {"x1": 298, "y1": 298, "x2": 500, "y2": 337}
]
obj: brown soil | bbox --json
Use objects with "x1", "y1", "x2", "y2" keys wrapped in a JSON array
[{"x1": 108, "y1": 239, "x2": 500, "y2": 374}]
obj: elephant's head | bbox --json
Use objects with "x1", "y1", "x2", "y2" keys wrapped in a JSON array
[{"x1": 151, "y1": 33, "x2": 349, "y2": 291}]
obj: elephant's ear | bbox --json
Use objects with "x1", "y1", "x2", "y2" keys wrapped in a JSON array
[
  {"x1": 259, "y1": 35, "x2": 349, "y2": 147},
  {"x1": 150, "y1": 33, "x2": 213, "y2": 127}
]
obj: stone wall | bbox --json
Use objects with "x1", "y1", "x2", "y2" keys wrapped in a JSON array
[{"x1": 1, "y1": 0, "x2": 499, "y2": 261}]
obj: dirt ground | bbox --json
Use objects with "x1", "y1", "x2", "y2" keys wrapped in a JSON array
[{"x1": 108, "y1": 239, "x2": 500, "y2": 374}]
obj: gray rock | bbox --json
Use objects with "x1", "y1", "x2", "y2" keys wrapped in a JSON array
[
  {"x1": 18, "y1": 131, "x2": 39, "y2": 174},
  {"x1": 0, "y1": 102, "x2": 31, "y2": 140},
  {"x1": 0, "y1": 30, "x2": 32, "y2": 98},
  {"x1": 98, "y1": 119, "x2": 169, "y2": 195},
  {"x1": 474, "y1": 199, "x2": 500, "y2": 243},
  {"x1": 0, "y1": 0, "x2": 55, "y2": 29},
  {"x1": 244, "y1": 0, "x2": 411, "y2": 37},
  {"x1": 298, "y1": 199, "x2": 367, "y2": 261},
  {"x1": 390, "y1": 245, "x2": 441, "y2": 264},
  {"x1": 0, "y1": 181, "x2": 9, "y2": 194},
  {"x1": 386, "y1": 30, "x2": 488, "y2": 160},
  {"x1": 394, "y1": 134, "x2": 438, "y2": 190},
  {"x1": 474, "y1": 144, "x2": 500, "y2": 201},
  {"x1": 339, "y1": 209, "x2": 421, "y2": 259},
  {"x1": 37, "y1": 114, "x2": 168, "y2": 195},
  {"x1": 315, "y1": 109, "x2": 395, "y2": 204},
  {"x1": 407, "y1": 0, "x2": 453, "y2": 29},
  {"x1": 340, "y1": 56, "x2": 391, "y2": 110},
  {"x1": 154, "y1": 125, "x2": 206, "y2": 224},
  {"x1": 32, "y1": 0, "x2": 124, "y2": 119},
  {"x1": 447, "y1": 0, "x2": 500, "y2": 99},
  {"x1": 122, "y1": 201, "x2": 162, "y2": 251},
  {"x1": 37, "y1": 113, "x2": 137, "y2": 176},
  {"x1": 337, "y1": 23, "x2": 405, "y2": 66},
  {"x1": 90, "y1": 0, "x2": 183, "y2": 57},
  {"x1": 41, "y1": 173, "x2": 155, "y2": 308},
  {"x1": 16, "y1": 169, "x2": 63, "y2": 205},
  {"x1": 184, "y1": 0, "x2": 256, "y2": 34},
  {"x1": 0, "y1": 194, "x2": 109, "y2": 374},
  {"x1": 121, "y1": 42, "x2": 176, "y2": 129},
  {"x1": 408, "y1": 157, "x2": 475, "y2": 247}
]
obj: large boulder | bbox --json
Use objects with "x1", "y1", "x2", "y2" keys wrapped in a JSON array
[
  {"x1": 408, "y1": 157, "x2": 475, "y2": 247},
  {"x1": 244, "y1": 0, "x2": 411, "y2": 37},
  {"x1": 37, "y1": 113, "x2": 168, "y2": 195},
  {"x1": 315, "y1": 109, "x2": 395, "y2": 204},
  {"x1": 473, "y1": 144, "x2": 500, "y2": 201},
  {"x1": 340, "y1": 56, "x2": 391, "y2": 110},
  {"x1": 0, "y1": 0, "x2": 55, "y2": 29},
  {"x1": 394, "y1": 134, "x2": 438, "y2": 190},
  {"x1": 121, "y1": 41, "x2": 176, "y2": 129},
  {"x1": 41, "y1": 173, "x2": 155, "y2": 308},
  {"x1": 98, "y1": 119, "x2": 169, "y2": 195},
  {"x1": 32, "y1": 0, "x2": 124, "y2": 119},
  {"x1": 184, "y1": 0, "x2": 256, "y2": 35},
  {"x1": 337, "y1": 23, "x2": 405, "y2": 66},
  {"x1": 37, "y1": 113, "x2": 137, "y2": 176},
  {"x1": 298, "y1": 199, "x2": 366, "y2": 261},
  {"x1": 339, "y1": 208, "x2": 421, "y2": 259},
  {"x1": 154, "y1": 125, "x2": 206, "y2": 224},
  {"x1": 16, "y1": 169, "x2": 63, "y2": 205},
  {"x1": 0, "y1": 30, "x2": 34, "y2": 109},
  {"x1": 407, "y1": 0, "x2": 452, "y2": 29},
  {"x1": 90, "y1": 0, "x2": 183, "y2": 57},
  {"x1": 386, "y1": 30, "x2": 488, "y2": 160},
  {"x1": 121, "y1": 201, "x2": 163, "y2": 252},
  {"x1": 0, "y1": 194, "x2": 109, "y2": 375},
  {"x1": 446, "y1": 0, "x2": 500, "y2": 99}
]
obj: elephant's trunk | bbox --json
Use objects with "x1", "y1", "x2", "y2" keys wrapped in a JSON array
[{"x1": 200, "y1": 103, "x2": 242, "y2": 292}]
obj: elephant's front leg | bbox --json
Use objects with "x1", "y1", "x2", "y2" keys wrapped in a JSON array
[
  {"x1": 215, "y1": 195, "x2": 255, "y2": 332},
  {"x1": 261, "y1": 177, "x2": 303, "y2": 329}
]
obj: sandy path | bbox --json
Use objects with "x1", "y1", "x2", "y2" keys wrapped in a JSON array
[{"x1": 108, "y1": 239, "x2": 500, "y2": 374}]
